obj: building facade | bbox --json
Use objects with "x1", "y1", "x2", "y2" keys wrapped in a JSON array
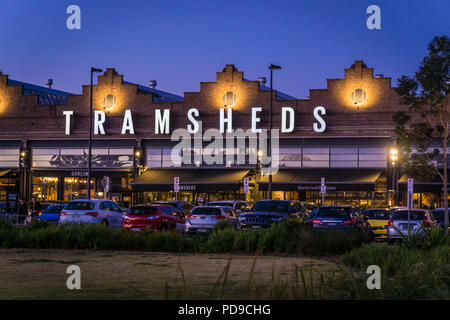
[{"x1": 0, "y1": 60, "x2": 440, "y2": 208}]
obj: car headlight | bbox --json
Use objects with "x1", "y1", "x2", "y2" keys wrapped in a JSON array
[{"x1": 238, "y1": 216, "x2": 245, "y2": 221}]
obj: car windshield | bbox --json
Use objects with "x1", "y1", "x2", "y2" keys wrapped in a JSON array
[
  {"x1": 252, "y1": 201, "x2": 289, "y2": 212},
  {"x1": 130, "y1": 206, "x2": 157, "y2": 215},
  {"x1": 192, "y1": 207, "x2": 221, "y2": 215},
  {"x1": 316, "y1": 207, "x2": 351, "y2": 218},
  {"x1": 364, "y1": 210, "x2": 389, "y2": 220},
  {"x1": 393, "y1": 210, "x2": 426, "y2": 220},
  {"x1": 207, "y1": 202, "x2": 233, "y2": 207},
  {"x1": 66, "y1": 201, "x2": 95, "y2": 210}
]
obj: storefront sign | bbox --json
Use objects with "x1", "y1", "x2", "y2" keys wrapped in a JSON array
[
  {"x1": 62, "y1": 106, "x2": 327, "y2": 135},
  {"x1": 179, "y1": 185, "x2": 196, "y2": 191},
  {"x1": 298, "y1": 185, "x2": 337, "y2": 191},
  {"x1": 71, "y1": 170, "x2": 88, "y2": 177}
]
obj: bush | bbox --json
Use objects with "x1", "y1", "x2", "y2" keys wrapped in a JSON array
[
  {"x1": 0, "y1": 220, "x2": 366, "y2": 257},
  {"x1": 336, "y1": 243, "x2": 450, "y2": 299}
]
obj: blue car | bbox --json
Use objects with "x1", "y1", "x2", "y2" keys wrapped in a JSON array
[
  {"x1": 312, "y1": 205, "x2": 367, "y2": 231},
  {"x1": 37, "y1": 204, "x2": 66, "y2": 225}
]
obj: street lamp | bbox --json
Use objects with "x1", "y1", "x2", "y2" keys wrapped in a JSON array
[
  {"x1": 268, "y1": 64, "x2": 281, "y2": 200},
  {"x1": 87, "y1": 67, "x2": 103, "y2": 200},
  {"x1": 390, "y1": 147, "x2": 399, "y2": 205}
]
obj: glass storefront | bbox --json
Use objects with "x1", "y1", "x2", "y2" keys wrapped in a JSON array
[
  {"x1": 32, "y1": 176, "x2": 58, "y2": 201},
  {"x1": 63, "y1": 177, "x2": 97, "y2": 202}
]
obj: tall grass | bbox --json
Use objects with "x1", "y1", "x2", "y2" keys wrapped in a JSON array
[{"x1": 0, "y1": 219, "x2": 366, "y2": 256}]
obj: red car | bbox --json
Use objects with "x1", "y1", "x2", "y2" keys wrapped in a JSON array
[{"x1": 122, "y1": 204, "x2": 185, "y2": 232}]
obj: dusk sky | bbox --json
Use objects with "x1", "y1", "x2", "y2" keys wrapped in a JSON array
[{"x1": 0, "y1": 0, "x2": 448, "y2": 98}]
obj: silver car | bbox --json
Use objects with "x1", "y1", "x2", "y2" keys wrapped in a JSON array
[
  {"x1": 185, "y1": 206, "x2": 237, "y2": 233},
  {"x1": 59, "y1": 199, "x2": 123, "y2": 227},
  {"x1": 387, "y1": 209, "x2": 435, "y2": 243}
]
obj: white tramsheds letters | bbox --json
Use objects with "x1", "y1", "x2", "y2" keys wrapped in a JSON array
[
  {"x1": 155, "y1": 109, "x2": 170, "y2": 134},
  {"x1": 62, "y1": 106, "x2": 328, "y2": 135},
  {"x1": 63, "y1": 110, "x2": 73, "y2": 135},
  {"x1": 94, "y1": 110, "x2": 106, "y2": 135},
  {"x1": 251, "y1": 107, "x2": 262, "y2": 133},
  {"x1": 220, "y1": 108, "x2": 233, "y2": 133},
  {"x1": 281, "y1": 107, "x2": 295, "y2": 133},
  {"x1": 313, "y1": 106, "x2": 326, "y2": 133},
  {"x1": 121, "y1": 109, "x2": 135, "y2": 134},
  {"x1": 187, "y1": 108, "x2": 200, "y2": 134}
]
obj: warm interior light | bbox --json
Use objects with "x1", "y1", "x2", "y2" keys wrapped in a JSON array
[
  {"x1": 103, "y1": 94, "x2": 116, "y2": 111},
  {"x1": 223, "y1": 91, "x2": 236, "y2": 107},
  {"x1": 351, "y1": 88, "x2": 367, "y2": 105}
]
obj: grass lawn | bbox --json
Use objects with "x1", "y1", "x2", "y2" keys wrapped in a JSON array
[{"x1": 0, "y1": 249, "x2": 338, "y2": 299}]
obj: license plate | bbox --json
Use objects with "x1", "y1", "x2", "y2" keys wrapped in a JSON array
[
  {"x1": 197, "y1": 229, "x2": 208, "y2": 232},
  {"x1": 327, "y1": 223, "x2": 337, "y2": 226},
  {"x1": 252, "y1": 225, "x2": 261, "y2": 229},
  {"x1": 132, "y1": 228, "x2": 142, "y2": 232}
]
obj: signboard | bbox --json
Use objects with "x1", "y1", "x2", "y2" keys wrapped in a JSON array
[
  {"x1": 320, "y1": 177, "x2": 326, "y2": 194},
  {"x1": 71, "y1": 170, "x2": 88, "y2": 177},
  {"x1": 243, "y1": 177, "x2": 249, "y2": 194},
  {"x1": 407, "y1": 178, "x2": 413, "y2": 209},
  {"x1": 174, "y1": 176, "x2": 180, "y2": 193}
]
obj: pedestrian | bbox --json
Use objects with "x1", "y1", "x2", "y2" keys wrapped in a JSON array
[
  {"x1": 29, "y1": 196, "x2": 42, "y2": 222},
  {"x1": 17, "y1": 198, "x2": 28, "y2": 224}
]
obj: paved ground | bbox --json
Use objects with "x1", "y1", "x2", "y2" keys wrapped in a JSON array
[{"x1": 0, "y1": 249, "x2": 338, "y2": 299}]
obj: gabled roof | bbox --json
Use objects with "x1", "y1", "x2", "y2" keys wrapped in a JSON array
[
  {"x1": 243, "y1": 78, "x2": 297, "y2": 100},
  {"x1": 259, "y1": 83, "x2": 297, "y2": 100},
  {"x1": 7, "y1": 79, "x2": 71, "y2": 105},
  {"x1": 123, "y1": 81, "x2": 184, "y2": 103}
]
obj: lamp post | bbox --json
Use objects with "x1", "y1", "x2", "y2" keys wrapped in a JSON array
[
  {"x1": 390, "y1": 147, "x2": 399, "y2": 206},
  {"x1": 87, "y1": 67, "x2": 103, "y2": 200},
  {"x1": 268, "y1": 64, "x2": 281, "y2": 200}
]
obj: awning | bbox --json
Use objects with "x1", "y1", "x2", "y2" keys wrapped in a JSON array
[
  {"x1": 398, "y1": 172, "x2": 449, "y2": 193},
  {"x1": 0, "y1": 170, "x2": 11, "y2": 177},
  {"x1": 258, "y1": 169, "x2": 383, "y2": 191},
  {"x1": 131, "y1": 169, "x2": 250, "y2": 192}
]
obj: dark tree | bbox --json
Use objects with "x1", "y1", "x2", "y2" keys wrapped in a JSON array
[{"x1": 393, "y1": 35, "x2": 450, "y2": 236}]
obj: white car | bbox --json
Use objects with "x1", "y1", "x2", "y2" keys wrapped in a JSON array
[
  {"x1": 59, "y1": 199, "x2": 123, "y2": 227},
  {"x1": 185, "y1": 206, "x2": 237, "y2": 233}
]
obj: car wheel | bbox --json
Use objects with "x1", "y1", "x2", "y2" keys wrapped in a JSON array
[
  {"x1": 101, "y1": 220, "x2": 109, "y2": 227},
  {"x1": 387, "y1": 239, "x2": 395, "y2": 245}
]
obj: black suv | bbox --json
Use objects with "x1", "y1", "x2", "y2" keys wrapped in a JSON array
[{"x1": 238, "y1": 200, "x2": 306, "y2": 229}]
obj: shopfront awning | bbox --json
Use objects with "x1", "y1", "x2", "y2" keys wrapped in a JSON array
[
  {"x1": 398, "y1": 172, "x2": 449, "y2": 193},
  {"x1": 131, "y1": 169, "x2": 250, "y2": 192},
  {"x1": 258, "y1": 169, "x2": 383, "y2": 192},
  {"x1": 0, "y1": 170, "x2": 11, "y2": 177}
]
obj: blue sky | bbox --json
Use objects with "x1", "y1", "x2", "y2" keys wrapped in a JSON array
[{"x1": 0, "y1": 0, "x2": 448, "y2": 98}]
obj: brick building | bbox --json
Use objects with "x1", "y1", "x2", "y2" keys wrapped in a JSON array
[{"x1": 0, "y1": 60, "x2": 434, "y2": 208}]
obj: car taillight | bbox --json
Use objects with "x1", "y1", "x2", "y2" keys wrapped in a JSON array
[
  {"x1": 60, "y1": 211, "x2": 67, "y2": 216},
  {"x1": 343, "y1": 218, "x2": 357, "y2": 225},
  {"x1": 186, "y1": 215, "x2": 196, "y2": 219},
  {"x1": 214, "y1": 215, "x2": 225, "y2": 220},
  {"x1": 423, "y1": 219, "x2": 431, "y2": 228},
  {"x1": 85, "y1": 211, "x2": 98, "y2": 217},
  {"x1": 387, "y1": 219, "x2": 394, "y2": 226},
  {"x1": 312, "y1": 219, "x2": 323, "y2": 225}
]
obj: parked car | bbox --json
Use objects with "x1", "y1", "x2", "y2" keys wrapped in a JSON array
[
  {"x1": 205, "y1": 200, "x2": 249, "y2": 214},
  {"x1": 306, "y1": 207, "x2": 319, "y2": 225},
  {"x1": 185, "y1": 205, "x2": 237, "y2": 233},
  {"x1": 238, "y1": 200, "x2": 305, "y2": 229},
  {"x1": 387, "y1": 209, "x2": 436, "y2": 244},
  {"x1": 312, "y1": 205, "x2": 370, "y2": 233},
  {"x1": 122, "y1": 204, "x2": 185, "y2": 232},
  {"x1": 431, "y1": 208, "x2": 449, "y2": 230},
  {"x1": 151, "y1": 201, "x2": 194, "y2": 216},
  {"x1": 59, "y1": 199, "x2": 123, "y2": 227},
  {"x1": 37, "y1": 204, "x2": 66, "y2": 225},
  {"x1": 362, "y1": 208, "x2": 390, "y2": 240}
]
